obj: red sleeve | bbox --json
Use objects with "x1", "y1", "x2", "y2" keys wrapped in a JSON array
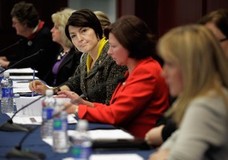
[{"x1": 78, "y1": 59, "x2": 168, "y2": 126}]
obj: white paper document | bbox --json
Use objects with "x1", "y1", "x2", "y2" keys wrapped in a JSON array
[
  {"x1": 13, "y1": 80, "x2": 31, "y2": 93},
  {"x1": 68, "y1": 129, "x2": 134, "y2": 140},
  {"x1": 14, "y1": 96, "x2": 71, "y2": 116},
  {"x1": 12, "y1": 114, "x2": 77, "y2": 125},
  {"x1": 13, "y1": 96, "x2": 76, "y2": 124},
  {"x1": 89, "y1": 154, "x2": 144, "y2": 160},
  {"x1": 63, "y1": 154, "x2": 144, "y2": 160},
  {"x1": 10, "y1": 76, "x2": 39, "y2": 80},
  {"x1": 6, "y1": 68, "x2": 38, "y2": 74},
  {"x1": 12, "y1": 116, "x2": 42, "y2": 125},
  {"x1": 44, "y1": 129, "x2": 134, "y2": 147},
  {"x1": 14, "y1": 96, "x2": 43, "y2": 116}
]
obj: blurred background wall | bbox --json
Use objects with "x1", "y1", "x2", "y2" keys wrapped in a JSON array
[
  {"x1": 1, "y1": 0, "x2": 228, "y2": 53},
  {"x1": 68, "y1": 0, "x2": 116, "y2": 23}
]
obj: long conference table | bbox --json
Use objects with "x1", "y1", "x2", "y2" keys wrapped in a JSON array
[
  {"x1": 0, "y1": 105, "x2": 154, "y2": 160},
  {"x1": 0, "y1": 69, "x2": 154, "y2": 159},
  {"x1": 0, "y1": 97, "x2": 155, "y2": 160}
]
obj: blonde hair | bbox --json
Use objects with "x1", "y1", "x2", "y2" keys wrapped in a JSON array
[
  {"x1": 158, "y1": 24, "x2": 228, "y2": 124},
  {"x1": 52, "y1": 8, "x2": 75, "y2": 48},
  {"x1": 94, "y1": 10, "x2": 111, "y2": 30}
]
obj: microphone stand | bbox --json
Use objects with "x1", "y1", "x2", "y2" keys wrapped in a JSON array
[
  {"x1": 0, "y1": 95, "x2": 45, "y2": 132},
  {"x1": 0, "y1": 64, "x2": 70, "y2": 132},
  {"x1": 0, "y1": 49, "x2": 43, "y2": 75},
  {"x1": 5, "y1": 122, "x2": 46, "y2": 159},
  {"x1": 0, "y1": 49, "x2": 44, "y2": 132},
  {"x1": 5, "y1": 105, "x2": 70, "y2": 160},
  {"x1": 4, "y1": 75, "x2": 126, "y2": 158},
  {"x1": 0, "y1": 39, "x2": 23, "y2": 54}
]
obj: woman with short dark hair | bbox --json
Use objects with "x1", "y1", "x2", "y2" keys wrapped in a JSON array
[
  {"x1": 58, "y1": 15, "x2": 170, "y2": 138},
  {"x1": 29, "y1": 9, "x2": 126, "y2": 105}
]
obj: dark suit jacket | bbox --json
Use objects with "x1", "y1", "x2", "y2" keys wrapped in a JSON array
[
  {"x1": 6, "y1": 23, "x2": 59, "y2": 85},
  {"x1": 52, "y1": 47, "x2": 82, "y2": 86}
]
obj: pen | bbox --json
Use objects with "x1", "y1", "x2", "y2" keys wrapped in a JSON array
[{"x1": 32, "y1": 69, "x2": 35, "y2": 97}]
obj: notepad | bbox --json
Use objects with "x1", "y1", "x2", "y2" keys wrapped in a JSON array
[
  {"x1": 63, "y1": 154, "x2": 144, "y2": 160},
  {"x1": 89, "y1": 154, "x2": 144, "y2": 160},
  {"x1": 68, "y1": 129, "x2": 134, "y2": 140},
  {"x1": 12, "y1": 114, "x2": 77, "y2": 125},
  {"x1": 6, "y1": 68, "x2": 38, "y2": 74},
  {"x1": 10, "y1": 76, "x2": 39, "y2": 80}
]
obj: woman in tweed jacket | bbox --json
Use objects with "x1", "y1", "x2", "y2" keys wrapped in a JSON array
[
  {"x1": 29, "y1": 9, "x2": 126, "y2": 104},
  {"x1": 63, "y1": 43, "x2": 125, "y2": 104}
]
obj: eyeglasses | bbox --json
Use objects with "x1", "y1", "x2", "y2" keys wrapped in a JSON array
[
  {"x1": 219, "y1": 37, "x2": 228, "y2": 42},
  {"x1": 12, "y1": 21, "x2": 20, "y2": 25}
]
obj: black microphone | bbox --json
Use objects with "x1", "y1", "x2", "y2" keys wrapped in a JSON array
[
  {"x1": 5, "y1": 104, "x2": 71, "y2": 160},
  {"x1": 0, "y1": 49, "x2": 44, "y2": 75},
  {"x1": 0, "y1": 95, "x2": 45, "y2": 132},
  {"x1": 0, "y1": 39, "x2": 24, "y2": 54}
]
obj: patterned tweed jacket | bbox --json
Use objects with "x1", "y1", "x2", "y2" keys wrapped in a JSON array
[{"x1": 64, "y1": 43, "x2": 127, "y2": 104}]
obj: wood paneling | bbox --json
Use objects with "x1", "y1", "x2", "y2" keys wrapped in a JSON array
[
  {"x1": 117, "y1": 0, "x2": 228, "y2": 38},
  {"x1": 2, "y1": 0, "x2": 228, "y2": 50},
  {"x1": 206, "y1": 0, "x2": 228, "y2": 13},
  {"x1": 158, "y1": 0, "x2": 203, "y2": 36}
]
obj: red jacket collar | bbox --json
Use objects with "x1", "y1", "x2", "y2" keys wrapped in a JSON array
[{"x1": 27, "y1": 21, "x2": 45, "y2": 40}]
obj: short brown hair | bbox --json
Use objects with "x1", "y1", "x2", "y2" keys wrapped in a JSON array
[
  {"x1": 104, "y1": 15, "x2": 156, "y2": 60},
  {"x1": 11, "y1": 1, "x2": 39, "y2": 28}
]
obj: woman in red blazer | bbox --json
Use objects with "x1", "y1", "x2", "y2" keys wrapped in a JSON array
[{"x1": 59, "y1": 15, "x2": 170, "y2": 138}]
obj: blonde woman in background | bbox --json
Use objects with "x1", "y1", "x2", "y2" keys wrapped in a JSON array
[
  {"x1": 149, "y1": 25, "x2": 228, "y2": 160},
  {"x1": 50, "y1": 8, "x2": 82, "y2": 86}
]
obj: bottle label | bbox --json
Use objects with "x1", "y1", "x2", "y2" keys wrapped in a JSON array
[
  {"x1": 71, "y1": 144, "x2": 91, "y2": 159},
  {"x1": 42, "y1": 107, "x2": 54, "y2": 120},
  {"x1": 53, "y1": 118, "x2": 67, "y2": 130},
  {"x1": 2, "y1": 87, "x2": 13, "y2": 98},
  {"x1": 53, "y1": 119, "x2": 63, "y2": 130}
]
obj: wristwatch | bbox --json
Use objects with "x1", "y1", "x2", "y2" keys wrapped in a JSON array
[{"x1": 53, "y1": 87, "x2": 61, "y2": 95}]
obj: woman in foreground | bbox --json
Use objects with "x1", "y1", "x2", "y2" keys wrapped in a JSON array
[{"x1": 149, "y1": 25, "x2": 228, "y2": 160}]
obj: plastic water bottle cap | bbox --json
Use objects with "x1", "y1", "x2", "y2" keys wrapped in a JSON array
[
  {"x1": 3, "y1": 72, "x2": 10, "y2": 78},
  {"x1": 77, "y1": 120, "x2": 88, "y2": 131},
  {"x1": 46, "y1": 89, "x2": 54, "y2": 96}
]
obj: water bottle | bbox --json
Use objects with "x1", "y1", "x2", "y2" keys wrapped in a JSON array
[
  {"x1": 0, "y1": 67, "x2": 5, "y2": 98},
  {"x1": 1, "y1": 72, "x2": 14, "y2": 114},
  {"x1": 0, "y1": 67, "x2": 5, "y2": 111},
  {"x1": 0, "y1": 66, "x2": 5, "y2": 82},
  {"x1": 52, "y1": 99, "x2": 69, "y2": 153},
  {"x1": 41, "y1": 89, "x2": 56, "y2": 139},
  {"x1": 71, "y1": 120, "x2": 92, "y2": 160}
]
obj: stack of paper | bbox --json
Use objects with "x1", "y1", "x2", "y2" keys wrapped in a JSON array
[
  {"x1": 68, "y1": 129, "x2": 134, "y2": 140},
  {"x1": 6, "y1": 68, "x2": 38, "y2": 80},
  {"x1": 63, "y1": 154, "x2": 144, "y2": 160},
  {"x1": 12, "y1": 114, "x2": 77, "y2": 125},
  {"x1": 6, "y1": 68, "x2": 38, "y2": 74}
]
